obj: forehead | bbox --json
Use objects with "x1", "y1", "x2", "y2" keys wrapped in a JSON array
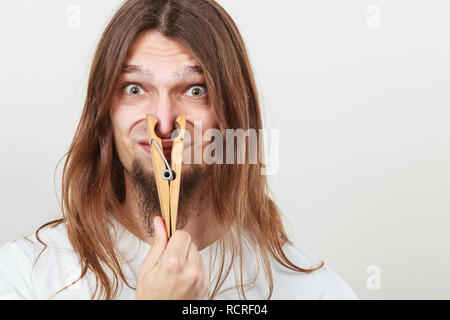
[{"x1": 124, "y1": 30, "x2": 201, "y2": 75}]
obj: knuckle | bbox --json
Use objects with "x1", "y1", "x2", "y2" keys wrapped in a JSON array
[
  {"x1": 174, "y1": 230, "x2": 191, "y2": 243},
  {"x1": 165, "y1": 256, "x2": 183, "y2": 272},
  {"x1": 185, "y1": 266, "x2": 201, "y2": 284}
]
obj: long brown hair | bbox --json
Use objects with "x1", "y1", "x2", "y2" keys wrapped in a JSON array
[{"x1": 36, "y1": 0, "x2": 324, "y2": 299}]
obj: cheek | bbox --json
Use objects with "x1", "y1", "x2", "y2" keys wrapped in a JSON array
[
  {"x1": 110, "y1": 105, "x2": 138, "y2": 168},
  {"x1": 111, "y1": 101, "x2": 137, "y2": 128},
  {"x1": 200, "y1": 110, "x2": 219, "y2": 148},
  {"x1": 202, "y1": 109, "x2": 218, "y2": 131},
  {"x1": 187, "y1": 105, "x2": 217, "y2": 129}
]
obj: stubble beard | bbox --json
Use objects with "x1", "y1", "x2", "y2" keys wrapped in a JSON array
[{"x1": 128, "y1": 157, "x2": 212, "y2": 238}]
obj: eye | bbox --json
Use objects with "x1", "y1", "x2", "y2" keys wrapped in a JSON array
[
  {"x1": 185, "y1": 85, "x2": 207, "y2": 98},
  {"x1": 124, "y1": 84, "x2": 145, "y2": 96}
]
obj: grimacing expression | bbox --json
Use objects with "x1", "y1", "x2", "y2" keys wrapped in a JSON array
[{"x1": 110, "y1": 30, "x2": 217, "y2": 175}]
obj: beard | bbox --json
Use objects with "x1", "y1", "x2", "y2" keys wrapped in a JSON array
[{"x1": 128, "y1": 158, "x2": 212, "y2": 238}]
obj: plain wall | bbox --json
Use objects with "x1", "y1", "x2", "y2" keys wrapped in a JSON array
[{"x1": 0, "y1": 0, "x2": 449, "y2": 299}]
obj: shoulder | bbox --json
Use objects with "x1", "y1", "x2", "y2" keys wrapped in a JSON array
[
  {"x1": 269, "y1": 244, "x2": 358, "y2": 300},
  {"x1": 0, "y1": 222, "x2": 81, "y2": 299},
  {"x1": 0, "y1": 221, "x2": 72, "y2": 264},
  {"x1": 0, "y1": 237, "x2": 36, "y2": 299}
]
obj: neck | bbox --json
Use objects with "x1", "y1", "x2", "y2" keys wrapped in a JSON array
[{"x1": 122, "y1": 171, "x2": 224, "y2": 251}]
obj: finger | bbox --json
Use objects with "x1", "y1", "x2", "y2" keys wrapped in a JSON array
[
  {"x1": 163, "y1": 230, "x2": 192, "y2": 262},
  {"x1": 199, "y1": 253, "x2": 207, "y2": 276},
  {"x1": 186, "y1": 242, "x2": 200, "y2": 266},
  {"x1": 140, "y1": 216, "x2": 168, "y2": 272}
]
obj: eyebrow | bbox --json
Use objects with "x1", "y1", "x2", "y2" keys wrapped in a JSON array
[{"x1": 121, "y1": 64, "x2": 204, "y2": 78}]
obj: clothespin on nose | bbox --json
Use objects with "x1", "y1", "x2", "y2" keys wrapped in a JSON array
[{"x1": 146, "y1": 114, "x2": 186, "y2": 238}]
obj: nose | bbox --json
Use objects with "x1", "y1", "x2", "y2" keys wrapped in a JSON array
[{"x1": 150, "y1": 97, "x2": 180, "y2": 139}]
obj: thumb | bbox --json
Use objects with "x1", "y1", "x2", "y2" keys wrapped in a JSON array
[{"x1": 141, "y1": 216, "x2": 168, "y2": 272}]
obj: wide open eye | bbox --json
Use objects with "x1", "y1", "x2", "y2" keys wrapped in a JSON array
[
  {"x1": 185, "y1": 85, "x2": 207, "y2": 98},
  {"x1": 125, "y1": 84, "x2": 145, "y2": 96}
]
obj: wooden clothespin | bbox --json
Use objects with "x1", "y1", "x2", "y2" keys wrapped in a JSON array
[{"x1": 146, "y1": 114, "x2": 186, "y2": 238}]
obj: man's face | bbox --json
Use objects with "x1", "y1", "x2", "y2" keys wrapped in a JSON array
[
  {"x1": 110, "y1": 30, "x2": 216, "y2": 234},
  {"x1": 110, "y1": 30, "x2": 216, "y2": 171}
]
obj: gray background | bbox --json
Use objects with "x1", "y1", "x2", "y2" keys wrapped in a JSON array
[{"x1": 0, "y1": 0, "x2": 449, "y2": 299}]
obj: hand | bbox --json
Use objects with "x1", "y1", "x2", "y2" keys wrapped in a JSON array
[{"x1": 135, "y1": 216, "x2": 210, "y2": 300}]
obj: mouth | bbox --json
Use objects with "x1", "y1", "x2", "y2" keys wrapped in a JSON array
[{"x1": 139, "y1": 140, "x2": 172, "y2": 161}]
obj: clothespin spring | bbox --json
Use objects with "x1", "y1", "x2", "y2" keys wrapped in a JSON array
[{"x1": 150, "y1": 139, "x2": 175, "y2": 181}]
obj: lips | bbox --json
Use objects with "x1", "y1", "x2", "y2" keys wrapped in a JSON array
[{"x1": 139, "y1": 140, "x2": 173, "y2": 160}]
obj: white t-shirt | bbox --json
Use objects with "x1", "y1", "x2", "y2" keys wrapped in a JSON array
[{"x1": 0, "y1": 219, "x2": 358, "y2": 300}]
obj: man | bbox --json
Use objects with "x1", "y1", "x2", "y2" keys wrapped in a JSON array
[{"x1": 0, "y1": 0, "x2": 357, "y2": 299}]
